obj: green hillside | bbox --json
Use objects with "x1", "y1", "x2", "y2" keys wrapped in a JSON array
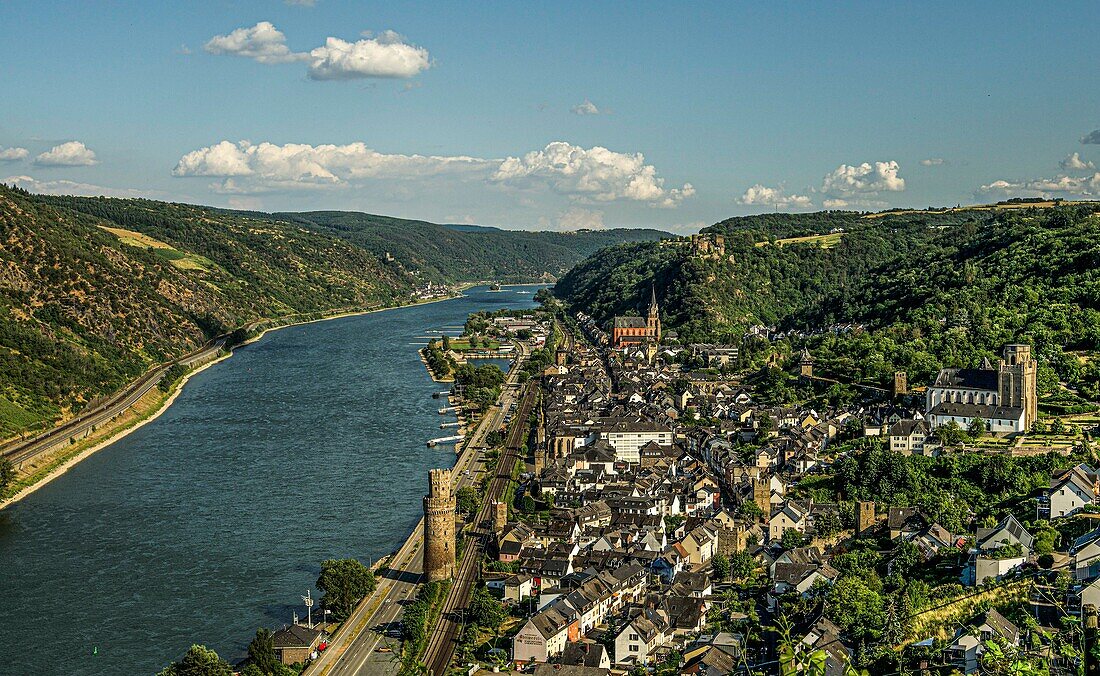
[
  {"x1": 0, "y1": 187, "x2": 411, "y2": 438},
  {"x1": 554, "y1": 203, "x2": 1100, "y2": 398},
  {"x1": 274, "y1": 210, "x2": 668, "y2": 283}
]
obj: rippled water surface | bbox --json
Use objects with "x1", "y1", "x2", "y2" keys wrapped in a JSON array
[{"x1": 0, "y1": 286, "x2": 541, "y2": 675}]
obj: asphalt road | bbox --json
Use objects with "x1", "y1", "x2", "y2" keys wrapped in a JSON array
[
  {"x1": 307, "y1": 342, "x2": 530, "y2": 676},
  {"x1": 1, "y1": 338, "x2": 226, "y2": 467}
]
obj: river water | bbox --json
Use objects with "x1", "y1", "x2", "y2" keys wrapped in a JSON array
[{"x1": 0, "y1": 285, "x2": 541, "y2": 675}]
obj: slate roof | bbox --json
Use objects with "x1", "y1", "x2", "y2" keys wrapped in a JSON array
[
  {"x1": 932, "y1": 367, "x2": 999, "y2": 391},
  {"x1": 613, "y1": 316, "x2": 648, "y2": 329}
]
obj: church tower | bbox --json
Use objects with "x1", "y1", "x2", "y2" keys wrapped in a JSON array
[
  {"x1": 647, "y1": 284, "x2": 661, "y2": 344},
  {"x1": 999, "y1": 344, "x2": 1038, "y2": 429}
]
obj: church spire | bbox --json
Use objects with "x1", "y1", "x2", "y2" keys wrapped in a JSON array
[{"x1": 648, "y1": 283, "x2": 659, "y2": 319}]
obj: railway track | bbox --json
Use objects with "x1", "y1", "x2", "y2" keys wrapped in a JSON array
[{"x1": 420, "y1": 382, "x2": 536, "y2": 675}]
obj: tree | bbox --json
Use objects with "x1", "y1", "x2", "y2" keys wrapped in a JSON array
[
  {"x1": 968, "y1": 416, "x2": 987, "y2": 439},
  {"x1": 468, "y1": 585, "x2": 507, "y2": 629},
  {"x1": 157, "y1": 645, "x2": 232, "y2": 676},
  {"x1": 711, "y1": 553, "x2": 730, "y2": 582},
  {"x1": 757, "y1": 412, "x2": 775, "y2": 437},
  {"x1": 1051, "y1": 417, "x2": 1066, "y2": 435},
  {"x1": 442, "y1": 335, "x2": 451, "y2": 351},
  {"x1": 455, "y1": 487, "x2": 479, "y2": 515},
  {"x1": 781, "y1": 528, "x2": 805, "y2": 550},
  {"x1": 934, "y1": 421, "x2": 966, "y2": 446},
  {"x1": 738, "y1": 499, "x2": 764, "y2": 521},
  {"x1": 246, "y1": 628, "x2": 277, "y2": 675},
  {"x1": 0, "y1": 457, "x2": 14, "y2": 496},
  {"x1": 729, "y1": 551, "x2": 755, "y2": 580},
  {"x1": 469, "y1": 334, "x2": 479, "y2": 349},
  {"x1": 826, "y1": 577, "x2": 885, "y2": 642},
  {"x1": 316, "y1": 558, "x2": 376, "y2": 622}
]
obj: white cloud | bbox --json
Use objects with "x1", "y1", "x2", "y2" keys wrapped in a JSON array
[
  {"x1": 492, "y1": 141, "x2": 693, "y2": 207},
  {"x1": 204, "y1": 21, "x2": 304, "y2": 64},
  {"x1": 285, "y1": 0, "x2": 317, "y2": 6},
  {"x1": 1060, "y1": 152, "x2": 1095, "y2": 171},
  {"x1": 555, "y1": 207, "x2": 605, "y2": 230},
  {"x1": 977, "y1": 173, "x2": 1100, "y2": 198},
  {"x1": 307, "y1": 34, "x2": 430, "y2": 80},
  {"x1": 4, "y1": 175, "x2": 153, "y2": 198},
  {"x1": 571, "y1": 100, "x2": 602, "y2": 115},
  {"x1": 203, "y1": 22, "x2": 430, "y2": 79},
  {"x1": 737, "y1": 184, "x2": 812, "y2": 209},
  {"x1": 823, "y1": 199, "x2": 849, "y2": 209},
  {"x1": 0, "y1": 147, "x2": 29, "y2": 162},
  {"x1": 821, "y1": 160, "x2": 905, "y2": 196},
  {"x1": 173, "y1": 140, "x2": 495, "y2": 193},
  {"x1": 920, "y1": 158, "x2": 944, "y2": 166},
  {"x1": 34, "y1": 141, "x2": 98, "y2": 167},
  {"x1": 174, "y1": 140, "x2": 693, "y2": 208}
]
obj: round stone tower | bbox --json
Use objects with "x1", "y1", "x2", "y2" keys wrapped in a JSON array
[{"x1": 423, "y1": 468, "x2": 456, "y2": 582}]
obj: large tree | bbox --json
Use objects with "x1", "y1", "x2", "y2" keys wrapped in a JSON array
[
  {"x1": 316, "y1": 558, "x2": 376, "y2": 622},
  {"x1": 246, "y1": 628, "x2": 278, "y2": 675},
  {"x1": 157, "y1": 645, "x2": 232, "y2": 676}
]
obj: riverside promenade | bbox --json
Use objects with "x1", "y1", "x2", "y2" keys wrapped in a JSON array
[{"x1": 306, "y1": 341, "x2": 530, "y2": 676}]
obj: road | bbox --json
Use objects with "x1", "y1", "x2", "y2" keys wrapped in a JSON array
[
  {"x1": 0, "y1": 337, "x2": 226, "y2": 467},
  {"x1": 307, "y1": 341, "x2": 531, "y2": 676},
  {"x1": 421, "y1": 381, "x2": 537, "y2": 676}
]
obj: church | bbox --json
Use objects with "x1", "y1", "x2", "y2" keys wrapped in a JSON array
[
  {"x1": 925, "y1": 344, "x2": 1038, "y2": 434},
  {"x1": 611, "y1": 286, "x2": 661, "y2": 349}
]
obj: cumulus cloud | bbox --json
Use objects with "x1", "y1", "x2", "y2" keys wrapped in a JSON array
[
  {"x1": 0, "y1": 146, "x2": 29, "y2": 162},
  {"x1": 821, "y1": 161, "x2": 905, "y2": 196},
  {"x1": 571, "y1": 100, "x2": 602, "y2": 115},
  {"x1": 204, "y1": 22, "x2": 430, "y2": 79},
  {"x1": 1081, "y1": 130, "x2": 1100, "y2": 145},
  {"x1": 1060, "y1": 152, "x2": 1095, "y2": 171},
  {"x1": 34, "y1": 141, "x2": 98, "y2": 167},
  {"x1": 173, "y1": 140, "x2": 494, "y2": 193},
  {"x1": 174, "y1": 139, "x2": 692, "y2": 208},
  {"x1": 306, "y1": 34, "x2": 430, "y2": 80},
  {"x1": 977, "y1": 173, "x2": 1100, "y2": 198},
  {"x1": 737, "y1": 184, "x2": 812, "y2": 209},
  {"x1": 920, "y1": 158, "x2": 944, "y2": 166},
  {"x1": 823, "y1": 198, "x2": 849, "y2": 209},
  {"x1": 554, "y1": 207, "x2": 605, "y2": 231},
  {"x1": 4, "y1": 175, "x2": 153, "y2": 198},
  {"x1": 204, "y1": 21, "x2": 304, "y2": 64},
  {"x1": 492, "y1": 142, "x2": 693, "y2": 207}
]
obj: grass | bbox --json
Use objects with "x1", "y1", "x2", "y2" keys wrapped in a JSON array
[
  {"x1": 755, "y1": 232, "x2": 844, "y2": 249},
  {"x1": 906, "y1": 580, "x2": 1031, "y2": 642},
  {"x1": 446, "y1": 338, "x2": 502, "y2": 352},
  {"x1": 100, "y1": 225, "x2": 214, "y2": 271},
  {"x1": 2, "y1": 385, "x2": 171, "y2": 500},
  {"x1": 0, "y1": 394, "x2": 43, "y2": 439}
]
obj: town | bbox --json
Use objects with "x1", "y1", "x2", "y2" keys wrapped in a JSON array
[{"x1": 258, "y1": 284, "x2": 1099, "y2": 676}]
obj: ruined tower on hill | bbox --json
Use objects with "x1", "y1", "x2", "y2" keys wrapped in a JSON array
[{"x1": 423, "y1": 468, "x2": 456, "y2": 582}]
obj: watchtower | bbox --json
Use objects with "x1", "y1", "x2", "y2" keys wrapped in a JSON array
[
  {"x1": 752, "y1": 477, "x2": 771, "y2": 520},
  {"x1": 893, "y1": 371, "x2": 908, "y2": 397},
  {"x1": 423, "y1": 469, "x2": 456, "y2": 582},
  {"x1": 857, "y1": 501, "x2": 876, "y2": 535},
  {"x1": 799, "y1": 348, "x2": 814, "y2": 378}
]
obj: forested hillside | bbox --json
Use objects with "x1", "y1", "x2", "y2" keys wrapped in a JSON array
[
  {"x1": 274, "y1": 210, "x2": 668, "y2": 283},
  {"x1": 0, "y1": 188, "x2": 666, "y2": 440},
  {"x1": 555, "y1": 203, "x2": 1100, "y2": 397},
  {"x1": 0, "y1": 187, "x2": 410, "y2": 438}
]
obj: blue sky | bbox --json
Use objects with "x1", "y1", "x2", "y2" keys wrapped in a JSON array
[{"x1": 2, "y1": 1, "x2": 1099, "y2": 231}]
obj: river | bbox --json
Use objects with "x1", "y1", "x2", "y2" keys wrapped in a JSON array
[{"x1": 0, "y1": 285, "x2": 542, "y2": 675}]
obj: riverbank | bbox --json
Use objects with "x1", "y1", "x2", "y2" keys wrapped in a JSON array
[{"x1": 0, "y1": 290, "x2": 468, "y2": 512}]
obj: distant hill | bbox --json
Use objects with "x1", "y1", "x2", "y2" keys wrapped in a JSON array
[
  {"x1": 274, "y1": 210, "x2": 668, "y2": 283},
  {"x1": 554, "y1": 202, "x2": 1100, "y2": 398},
  {"x1": 0, "y1": 188, "x2": 667, "y2": 438},
  {"x1": 0, "y1": 187, "x2": 415, "y2": 438}
]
